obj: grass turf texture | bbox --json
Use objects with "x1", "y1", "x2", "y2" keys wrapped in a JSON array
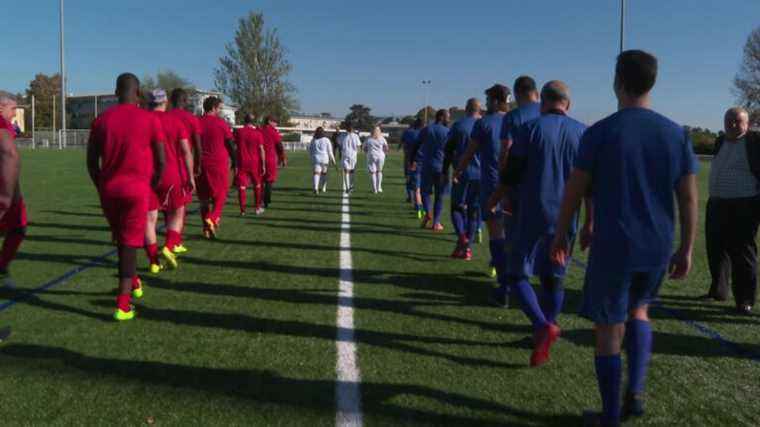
[{"x1": 0, "y1": 149, "x2": 756, "y2": 426}]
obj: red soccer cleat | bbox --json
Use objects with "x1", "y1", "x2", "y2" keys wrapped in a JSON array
[
  {"x1": 450, "y1": 246, "x2": 464, "y2": 259},
  {"x1": 432, "y1": 223, "x2": 444, "y2": 232},
  {"x1": 463, "y1": 248, "x2": 473, "y2": 261},
  {"x1": 530, "y1": 323, "x2": 561, "y2": 367},
  {"x1": 420, "y1": 214, "x2": 432, "y2": 229}
]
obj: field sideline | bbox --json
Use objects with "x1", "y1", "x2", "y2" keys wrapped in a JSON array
[{"x1": 0, "y1": 149, "x2": 758, "y2": 426}]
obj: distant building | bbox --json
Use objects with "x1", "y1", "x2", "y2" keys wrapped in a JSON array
[
  {"x1": 188, "y1": 90, "x2": 238, "y2": 126},
  {"x1": 380, "y1": 121, "x2": 409, "y2": 143},
  {"x1": 13, "y1": 107, "x2": 25, "y2": 133},
  {"x1": 290, "y1": 113, "x2": 342, "y2": 131}
]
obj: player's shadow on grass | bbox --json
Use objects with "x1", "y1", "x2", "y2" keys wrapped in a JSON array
[
  {"x1": 29, "y1": 221, "x2": 110, "y2": 233},
  {"x1": 559, "y1": 327, "x2": 760, "y2": 361},
  {"x1": 654, "y1": 295, "x2": 760, "y2": 326},
  {"x1": 40, "y1": 210, "x2": 104, "y2": 218},
  {"x1": 0, "y1": 343, "x2": 578, "y2": 426},
  {"x1": 88, "y1": 298, "x2": 520, "y2": 369},
  {"x1": 0, "y1": 288, "x2": 111, "y2": 322}
]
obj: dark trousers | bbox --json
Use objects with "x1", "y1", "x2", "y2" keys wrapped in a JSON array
[{"x1": 705, "y1": 197, "x2": 760, "y2": 306}]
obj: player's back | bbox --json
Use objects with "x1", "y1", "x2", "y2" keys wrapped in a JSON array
[
  {"x1": 154, "y1": 111, "x2": 186, "y2": 170},
  {"x1": 579, "y1": 107, "x2": 696, "y2": 271},
  {"x1": 169, "y1": 108, "x2": 201, "y2": 140},
  {"x1": 200, "y1": 115, "x2": 232, "y2": 167},
  {"x1": 451, "y1": 116, "x2": 479, "y2": 180},
  {"x1": 402, "y1": 128, "x2": 420, "y2": 159},
  {"x1": 365, "y1": 137, "x2": 387, "y2": 159},
  {"x1": 341, "y1": 133, "x2": 360, "y2": 157},
  {"x1": 421, "y1": 124, "x2": 449, "y2": 172},
  {"x1": 92, "y1": 104, "x2": 160, "y2": 193},
  {"x1": 474, "y1": 112, "x2": 507, "y2": 184},
  {"x1": 502, "y1": 102, "x2": 541, "y2": 142},
  {"x1": 261, "y1": 125, "x2": 281, "y2": 157},
  {"x1": 235, "y1": 126, "x2": 259, "y2": 170}
]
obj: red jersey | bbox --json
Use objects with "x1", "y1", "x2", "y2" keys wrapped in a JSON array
[
  {"x1": 0, "y1": 117, "x2": 15, "y2": 143},
  {"x1": 200, "y1": 114, "x2": 233, "y2": 169},
  {"x1": 169, "y1": 108, "x2": 201, "y2": 141},
  {"x1": 90, "y1": 104, "x2": 165, "y2": 194},
  {"x1": 153, "y1": 110, "x2": 189, "y2": 188},
  {"x1": 235, "y1": 126, "x2": 264, "y2": 173}
]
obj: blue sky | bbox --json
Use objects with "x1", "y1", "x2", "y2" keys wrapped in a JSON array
[{"x1": 3, "y1": 0, "x2": 758, "y2": 130}]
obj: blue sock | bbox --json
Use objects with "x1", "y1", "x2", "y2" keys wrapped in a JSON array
[
  {"x1": 625, "y1": 319, "x2": 652, "y2": 395},
  {"x1": 433, "y1": 193, "x2": 444, "y2": 224},
  {"x1": 422, "y1": 194, "x2": 431, "y2": 216},
  {"x1": 489, "y1": 239, "x2": 508, "y2": 290},
  {"x1": 466, "y1": 211, "x2": 480, "y2": 248},
  {"x1": 451, "y1": 208, "x2": 465, "y2": 237},
  {"x1": 415, "y1": 203, "x2": 422, "y2": 211},
  {"x1": 595, "y1": 354, "x2": 622, "y2": 427},
  {"x1": 539, "y1": 276, "x2": 565, "y2": 324},
  {"x1": 513, "y1": 278, "x2": 548, "y2": 329}
]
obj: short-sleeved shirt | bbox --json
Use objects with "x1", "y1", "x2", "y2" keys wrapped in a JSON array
[
  {"x1": 152, "y1": 110, "x2": 189, "y2": 186},
  {"x1": 500, "y1": 102, "x2": 541, "y2": 143},
  {"x1": 168, "y1": 108, "x2": 201, "y2": 141},
  {"x1": 418, "y1": 123, "x2": 450, "y2": 174},
  {"x1": 199, "y1": 114, "x2": 233, "y2": 169},
  {"x1": 575, "y1": 108, "x2": 698, "y2": 272},
  {"x1": 509, "y1": 113, "x2": 587, "y2": 253},
  {"x1": 341, "y1": 132, "x2": 361, "y2": 159},
  {"x1": 310, "y1": 137, "x2": 335, "y2": 164},
  {"x1": 472, "y1": 112, "x2": 507, "y2": 186},
  {"x1": 235, "y1": 125, "x2": 265, "y2": 172},
  {"x1": 450, "y1": 116, "x2": 480, "y2": 181},
  {"x1": 90, "y1": 103, "x2": 165, "y2": 194},
  {"x1": 365, "y1": 137, "x2": 388, "y2": 160}
]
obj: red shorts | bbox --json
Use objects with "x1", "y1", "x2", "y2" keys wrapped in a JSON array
[
  {"x1": 0, "y1": 198, "x2": 28, "y2": 232},
  {"x1": 264, "y1": 159, "x2": 278, "y2": 183},
  {"x1": 197, "y1": 166, "x2": 230, "y2": 202},
  {"x1": 100, "y1": 190, "x2": 148, "y2": 248},
  {"x1": 235, "y1": 169, "x2": 262, "y2": 188},
  {"x1": 150, "y1": 182, "x2": 186, "y2": 212}
]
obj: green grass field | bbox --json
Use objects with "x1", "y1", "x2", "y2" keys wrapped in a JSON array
[{"x1": 0, "y1": 150, "x2": 758, "y2": 426}]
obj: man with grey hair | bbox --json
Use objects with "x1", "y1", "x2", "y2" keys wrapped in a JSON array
[
  {"x1": 488, "y1": 80, "x2": 588, "y2": 367},
  {"x1": 0, "y1": 94, "x2": 27, "y2": 287},
  {"x1": 703, "y1": 107, "x2": 760, "y2": 315}
]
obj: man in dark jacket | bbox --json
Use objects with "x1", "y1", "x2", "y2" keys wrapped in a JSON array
[{"x1": 703, "y1": 107, "x2": 760, "y2": 315}]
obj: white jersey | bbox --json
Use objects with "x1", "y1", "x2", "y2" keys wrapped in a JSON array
[
  {"x1": 364, "y1": 137, "x2": 388, "y2": 160},
  {"x1": 309, "y1": 137, "x2": 335, "y2": 165},
  {"x1": 340, "y1": 132, "x2": 361, "y2": 159}
]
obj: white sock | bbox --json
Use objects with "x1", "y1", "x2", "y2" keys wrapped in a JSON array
[
  {"x1": 320, "y1": 174, "x2": 327, "y2": 191},
  {"x1": 377, "y1": 172, "x2": 383, "y2": 191},
  {"x1": 313, "y1": 174, "x2": 320, "y2": 192}
]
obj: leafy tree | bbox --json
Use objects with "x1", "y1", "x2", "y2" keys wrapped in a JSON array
[
  {"x1": 215, "y1": 11, "x2": 298, "y2": 124},
  {"x1": 685, "y1": 125, "x2": 719, "y2": 155},
  {"x1": 24, "y1": 73, "x2": 62, "y2": 129},
  {"x1": 734, "y1": 26, "x2": 760, "y2": 127},
  {"x1": 142, "y1": 70, "x2": 194, "y2": 93},
  {"x1": 341, "y1": 104, "x2": 375, "y2": 131},
  {"x1": 399, "y1": 115, "x2": 417, "y2": 126},
  {"x1": 415, "y1": 106, "x2": 436, "y2": 124}
]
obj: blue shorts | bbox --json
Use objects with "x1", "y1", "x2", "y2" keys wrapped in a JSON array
[
  {"x1": 580, "y1": 259, "x2": 667, "y2": 325},
  {"x1": 421, "y1": 171, "x2": 449, "y2": 196},
  {"x1": 507, "y1": 234, "x2": 568, "y2": 280},
  {"x1": 480, "y1": 180, "x2": 502, "y2": 222},
  {"x1": 406, "y1": 170, "x2": 421, "y2": 190},
  {"x1": 451, "y1": 179, "x2": 480, "y2": 210}
]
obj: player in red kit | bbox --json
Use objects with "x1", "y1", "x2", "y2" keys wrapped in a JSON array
[
  {"x1": 87, "y1": 73, "x2": 166, "y2": 321},
  {"x1": 198, "y1": 96, "x2": 235, "y2": 238},
  {"x1": 0, "y1": 94, "x2": 27, "y2": 287},
  {"x1": 168, "y1": 88, "x2": 202, "y2": 254},
  {"x1": 144, "y1": 89, "x2": 194, "y2": 274},
  {"x1": 260, "y1": 115, "x2": 287, "y2": 207},
  {"x1": 235, "y1": 113, "x2": 267, "y2": 216}
]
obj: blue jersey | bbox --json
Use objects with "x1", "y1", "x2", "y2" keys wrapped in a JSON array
[
  {"x1": 419, "y1": 123, "x2": 450, "y2": 174},
  {"x1": 509, "y1": 113, "x2": 587, "y2": 253},
  {"x1": 472, "y1": 112, "x2": 507, "y2": 186},
  {"x1": 402, "y1": 128, "x2": 421, "y2": 160},
  {"x1": 501, "y1": 102, "x2": 541, "y2": 143},
  {"x1": 450, "y1": 116, "x2": 480, "y2": 181},
  {"x1": 575, "y1": 108, "x2": 698, "y2": 273}
]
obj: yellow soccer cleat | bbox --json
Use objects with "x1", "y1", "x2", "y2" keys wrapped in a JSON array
[
  {"x1": 161, "y1": 246, "x2": 178, "y2": 270},
  {"x1": 132, "y1": 286, "x2": 144, "y2": 299},
  {"x1": 489, "y1": 267, "x2": 497, "y2": 278},
  {"x1": 172, "y1": 244, "x2": 188, "y2": 255},
  {"x1": 204, "y1": 218, "x2": 217, "y2": 238},
  {"x1": 149, "y1": 263, "x2": 162, "y2": 275},
  {"x1": 113, "y1": 308, "x2": 135, "y2": 321}
]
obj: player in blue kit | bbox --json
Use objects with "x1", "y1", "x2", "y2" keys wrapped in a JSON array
[
  {"x1": 412, "y1": 110, "x2": 451, "y2": 232},
  {"x1": 444, "y1": 98, "x2": 482, "y2": 260},
  {"x1": 454, "y1": 84, "x2": 510, "y2": 301},
  {"x1": 490, "y1": 81, "x2": 588, "y2": 367},
  {"x1": 551, "y1": 50, "x2": 699, "y2": 427},
  {"x1": 403, "y1": 119, "x2": 425, "y2": 218}
]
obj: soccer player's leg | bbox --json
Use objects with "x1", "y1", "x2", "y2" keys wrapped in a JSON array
[
  {"x1": 320, "y1": 165, "x2": 329, "y2": 193},
  {"x1": 420, "y1": 173, "x2": 433, "y2": 228},
  {"x1": 210, "y1": 168, "x2": 230, "y2": 229},
  {"x1": 464, "y1": 180, "x2": 481, "y2": 260},
  {"x1": 0, "y1": 198, "x2": 28, "y2": 287},
  {"x1": 537, "y1": 234, "x2": 569, "y2": 325},
  {"x1": 376, "y1": 158, "x2": 385, "y2": 192},
  {"x1": 144, "y1": 201, "x2": 161, "y2": 275},
  {"x1": 253, "y1": 179, "x2": 264, "y2": 215},
  {"x1": 197, "y1": 170, "x2": 214, "y2": 238},
  {"x1": 235, "y1": 170, "x2": 249, "y2": 215},
  {"x1": 312, "y1": 164, "x2": 322, "y2": 194},
  {"x1": 449, "y1": 181, "x2": 467, "y2": 258},
  {"x1": 159, "y1": 188, "x2": 182, "y2": 269},
  {"x1": 482, "y1": 182, "x2": 507, "y2": 288},
  {"x1": 431, "y1": 173, "x2": 445, "y2": 231}
]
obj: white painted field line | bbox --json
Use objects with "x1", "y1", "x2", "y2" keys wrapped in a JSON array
[{"x1": 336, "y1": 193, "x2": 362, "y2": 427}]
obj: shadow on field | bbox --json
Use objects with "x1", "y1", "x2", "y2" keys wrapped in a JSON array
[
  {"x1": 0, "y1": 344, "x2": 579, "y2": 426},
  {"x1": 655, "y1": 295, "x2": 760, "y2": 326},
  {"x1": 0, "y1": 288, "x2": 111, "y2": 322}
]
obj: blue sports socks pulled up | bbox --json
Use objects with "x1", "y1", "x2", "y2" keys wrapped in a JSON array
[
  {"x1": 625, "y1": 319, "x2": 652, "y2": 395},
  {"x1": 539, "y1": 276, "x2": 564, "y2": 324},
  {"x1": 512, "y1": 278, "x2": 548, "y2": 329},
  {"x1": 595, "y1": 354, "x2": 622, "y2": 427}
]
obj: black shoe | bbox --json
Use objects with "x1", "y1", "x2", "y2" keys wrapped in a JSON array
[
  {"x1": 583, "y1": 411, "x2": 619, "y2": 427},
  {"x1": 621, "y1": 392, "x2": 645, "y2": 420}
]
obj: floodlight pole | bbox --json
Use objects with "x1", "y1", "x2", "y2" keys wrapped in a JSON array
[
  {"x1": 422, "y1": 80, "x2": 431, "y2": 123},
  {"x1": 60, "y1": 0, "x2": 67, "y2": 149},
  {"x1": 619, "y1": 0, "x2": 626, "y2": 53}
]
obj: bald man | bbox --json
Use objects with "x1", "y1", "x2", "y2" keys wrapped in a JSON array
[
  {"x1": 490, "y1": 81, "x2": 588, "y2": 367},
  {"x1": 704, "y1": 107, "x2": 760, "y2": 315},
  {"x1": 0, "y1": 95, "x2": 27, "y2": 287}
]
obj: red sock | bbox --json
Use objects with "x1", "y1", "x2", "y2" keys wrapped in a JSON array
[
  {"x1": 254, "y1": 184, "x2": 263, "y2": 209},
  {"x1": 165, "y1": 230, "x2": 181, "y2": 250},
  {"x1": 145, "y1": 243, "x2": 159, "y2": 264},
  {"x1": 238, "y1": 188, "x2": 247, "y2": 213},
  {"x1": 0, "y1": 232, "x2": 24, "y2": 271},
  {"x1": 131, "y1": 276, "x2": 141, "y2": 290},
  {"x1": 116, "y1": 294, "x2": 132, "y2": 312}
]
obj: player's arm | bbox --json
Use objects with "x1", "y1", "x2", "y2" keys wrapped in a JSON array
[
  {"x1": 179, "y1": 138, "x2": 195, "y2": 191},
  {"x1": 151, "y1": 140, "x2": 166, "y2": 190},
  {"x1": 274, "y1": 130, "x2": 287, "y2": 167},
  {"x1": 453, "y1": 138, "x2": 480, "y2": 182},
  {"x1": 0, "y1": 130, "x2": 20, "y2": 217},
  {"x1": 192, "y1": 133, "x2": 202, "y2": 176},
  {"x1": 550, "y1": 169, "x2": 591, "y2": 265},
  {"x1": 579, "y1": 196, "x2": 594, "y2": 250},
  {"x1": 86, "y1": 128, "x2": 101, "y2": 188},
  {"x1": 670, "y1": 173, "x2": 698, "y2": 279},
  {"x1": 488, "y1": 147, "x2": 526, "y2": 213},
  {"x1": 442, "y1": 134, "x2": 457, "y2": 175},
  {"x1": 328, "y1": 141, "x2": 337, "y2": 166},
  {"x1": 225, "y1": 137, "x2": 237, "y2": 169},
  {"x1": 259, "y1": 144, "x2": 267, "y2": 175}
]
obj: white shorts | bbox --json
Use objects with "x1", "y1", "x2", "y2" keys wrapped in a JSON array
[
  {"x1": 367, "y1": 157, "x2": 385, "y2": 174},
  {"x1": 342, "y1": 156, "x2": 357, "y2": 171},
  {"x1": 313, "y1": 163, "x2": 329, "y2": 174}
]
